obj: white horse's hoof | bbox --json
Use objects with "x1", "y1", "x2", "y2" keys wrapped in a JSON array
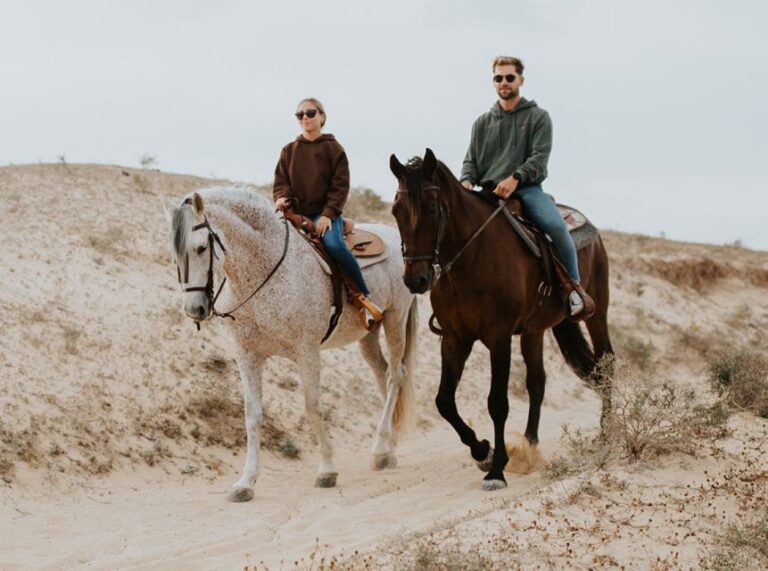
[
  {"x1": 227, "y1": 487, "x2": 254, "y2": 502},
  {"x1": 371, "y1": 453, "x2": 398, "y2": 471},
  {"x1": 315, "y1": 472, "x2": 338, "y2": 488},
  {"x1": 476, "y1": 446, "x2": 494, "y2": 472},
  {"x1": 481, "y1": 479, "x2": 507, "y2": 492}
]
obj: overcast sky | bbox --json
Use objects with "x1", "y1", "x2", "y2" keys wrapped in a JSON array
[{"x1": 2, "y1": 0, "x2": 767, "y2": 249}]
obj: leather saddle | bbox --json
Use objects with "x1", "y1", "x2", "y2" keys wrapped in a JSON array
[
  {"x1": 281, "y1": 209, "x2": 385, "y2": 339},
  {"x1": 474, "y1": 183, "x2": 597, "y2": 322}
]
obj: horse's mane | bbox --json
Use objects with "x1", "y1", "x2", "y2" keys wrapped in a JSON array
[
  {"x1": 401, "y1": 157, "x2": 467, "y2": 215},
  {"x1": 170, "y1": 186, "x2": 273, "y2": 276}
]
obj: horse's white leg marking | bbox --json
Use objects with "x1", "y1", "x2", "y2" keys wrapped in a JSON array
[
  {"x1": 229, "y1": 351, "x2": 263, "y2": 502},
  {"x1": 297, "y1": 351, "x2": 337, "y2": 487}
]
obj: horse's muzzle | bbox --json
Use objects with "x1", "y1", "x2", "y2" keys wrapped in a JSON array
[
  {"x1": 404, "y1": 267, "x2": 436, "y2": 294},
  {"x1": 185, "y1": 301, "x2": 211, "y2": 322}
]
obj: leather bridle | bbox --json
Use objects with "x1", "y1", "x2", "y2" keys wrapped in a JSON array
[
  {"x1": 177, "y1": 212, "x2": 290, "y2": 329},
  {"x1": 399, "y1": 185, "x2": 509, "y2": 290}
]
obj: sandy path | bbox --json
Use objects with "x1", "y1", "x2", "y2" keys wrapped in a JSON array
[{"x1": 1, "y1": 382, "x2": 599, "y2": 570}]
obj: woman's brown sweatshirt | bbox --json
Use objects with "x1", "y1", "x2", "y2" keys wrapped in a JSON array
[{"x1": 273, "y1": 134, "x2": 350, "y2": 219}]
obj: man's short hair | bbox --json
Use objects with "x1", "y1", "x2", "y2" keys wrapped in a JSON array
[{"x1": 492, "y1": 56, "x2": 524, "y2": 75}]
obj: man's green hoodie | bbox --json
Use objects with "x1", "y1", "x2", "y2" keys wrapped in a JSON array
[{"x1": 460, "y1": 97, "x2": 552, "y2": 187}]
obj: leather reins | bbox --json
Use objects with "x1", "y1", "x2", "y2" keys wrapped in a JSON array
[{"x1": 399, "y1": 185, "x2": 509, "y2": 289}]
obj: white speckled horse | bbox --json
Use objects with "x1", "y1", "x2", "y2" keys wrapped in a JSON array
[{"x1": 164, "y1": 187, "x2": 418, "y2": 502}]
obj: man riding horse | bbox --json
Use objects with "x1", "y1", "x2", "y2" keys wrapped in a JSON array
[{"x1": 460, "y1": 55, "x2": 594, "y2": 320}]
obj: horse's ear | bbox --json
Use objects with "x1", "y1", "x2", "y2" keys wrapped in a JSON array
[
  {"x1": 390, "y1": 154, "x2": 405, "y2": 179},
  {"x1": 191, "y1": 192, "x2": 205, "y2": 216},
  {"x1": 161, "y1": 197, "x2": 176, "y2": 222},
  {"x1": 422, "y1": 148, "x2": 437, "y2": 178}
]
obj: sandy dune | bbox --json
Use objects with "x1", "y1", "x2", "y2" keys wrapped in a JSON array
[{"x1": 1, "y1": 164, "x2": 766, "y2": 569}]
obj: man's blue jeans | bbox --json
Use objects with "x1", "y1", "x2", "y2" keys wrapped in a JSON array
[
  {"x1": 515, "y1": 185, "x2": 581, "y2": 282},
  {"x1": 312, "y1": 214, "x2": 371, "y2": 295}
]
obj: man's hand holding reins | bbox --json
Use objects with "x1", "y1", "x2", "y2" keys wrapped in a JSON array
[{"x1": 493, "y1": 175, "x2": 519, "y2": 198}]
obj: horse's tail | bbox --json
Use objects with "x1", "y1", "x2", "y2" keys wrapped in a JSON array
[
  {"x1": 552, "y1": 320, "x2": 597, "y2": 382},
  {"x1": 393, "y1": 297, "x2": 418, "y2": 432}
]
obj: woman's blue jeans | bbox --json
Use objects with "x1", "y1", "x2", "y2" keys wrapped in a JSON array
[
  {"x1": 312, "y1": 214, "x2": 371, "y2": 295},
  {"x1": 515, "y1": 185, "x2": 581, "y2": 282}
]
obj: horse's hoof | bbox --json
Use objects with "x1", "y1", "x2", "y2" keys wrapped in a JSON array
[
  {"x1": 481, "y1": 479, "x2": 507, "y2": 492},
  {"x1": 314, "y1": 472, "x2": 338, "y2": 488},
  {"x1": 227, "y1": 487, "x2": 254, "y2": 502},
  {"x1": 372, "y1": 453, "x2": 398, "y2": 471},
  {"x1": 476, "y1": 446, "x2": 494, "y2": 472}
]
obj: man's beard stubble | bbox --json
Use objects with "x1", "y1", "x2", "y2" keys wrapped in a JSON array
[{"x1": 497, "y1": 87, "x2": 519, "y2": 100}]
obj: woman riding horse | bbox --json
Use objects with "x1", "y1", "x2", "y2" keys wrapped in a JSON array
[{"x1": 273, "y1": 97, "x2": 382, "y2": 328}]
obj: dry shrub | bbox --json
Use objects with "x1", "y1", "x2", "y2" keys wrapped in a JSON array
[
  {"x1": 545, "y1": 359, "x2": 728, "y2": 478},
  {"x1": 702, "y1": 511, "x2": 768, "y2": 570},
  {"x1": 607, "y1": 363, "x2": 728, "y2": 461},
  {"x1": 279, "y1": 435, "x2": 300, "y2": 459},
  {"x1": 647, "y1": 258, "x2": 728, "y2": 290},
  {"x1": 184, "y1": 378, "x2": 286, "y2": 451},
  {"x1": 613, "y1": 329, "x2": 654, "y2": 370},
  {"x1": 342, "y1": 187, "x2": 391, "y2": 223},
  {"x1": 708, "y1": 349, "x2": 768, "y2": 418},
  {"x1": 637, "y1": 257, "x2": 768, "y2": 290},
  {"x1": 85, "y1": 225, "x2": 126, "y2": 256},
  {"x1": 672, "y1": 323, "x2": 716, "y2": 357}
]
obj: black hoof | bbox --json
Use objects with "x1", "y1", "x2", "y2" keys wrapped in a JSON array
[{"x1": 475, "y1": 444, "x2": 494, "y2": 472}]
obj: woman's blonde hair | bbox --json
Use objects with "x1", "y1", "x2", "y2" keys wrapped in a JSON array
[{"x1": 298, "y1": 97, "x2": 326, "y2": 127}]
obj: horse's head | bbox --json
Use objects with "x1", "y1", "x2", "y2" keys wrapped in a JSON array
[
  {"x1": 389, "y1": 148, "x2": 445, "y2": 294},
  {"x1": 164, "y1": 191, "x2": 226, "y2": 323}
]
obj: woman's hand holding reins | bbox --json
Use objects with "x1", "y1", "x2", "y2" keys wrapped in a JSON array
[{"x1": 316, "y1": 215, "x2": 332, "y2": 237}]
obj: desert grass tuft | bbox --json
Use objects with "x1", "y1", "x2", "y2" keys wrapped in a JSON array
[{"x1": 708, "y1": 349, "x2": 768, "y2": 418}]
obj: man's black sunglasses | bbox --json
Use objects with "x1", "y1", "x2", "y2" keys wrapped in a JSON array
[
  {"x1": 295, "y1": 109, "x2": 319, "y2": 119},
  {"x1": 493, "y1": 74, "x2": 517, "y2": 83}
]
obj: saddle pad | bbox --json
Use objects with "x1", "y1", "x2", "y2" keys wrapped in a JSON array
[
  {"x1": 311, "y1": 229, "x2": 390, "y2": 276},
  {"x1": 556, "y1": 203, "x2": 598, "y2": 251},
  {"x1": 344, "y1": 228, "x2": 385, "y2": 257}
]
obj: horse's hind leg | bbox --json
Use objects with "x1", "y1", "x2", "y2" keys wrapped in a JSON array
[
  {"x1": 585, "y1": 237, "x2": 615, "y2": 429},
  {"x1": 435, "y1": 335, "x2": 491, "y2": 467},
  {"x1": 359, "y1": 330, "x2": 398, "y2": 470},
  {"x1": 297, "y1": 351, "x2": 337, "y2": 488},
  {"x1": 585, "y1": 311, "x2": 614, "y2": 429},
  {"x1": 359, "y1": 329, "x2": 388, "y2": 399}
]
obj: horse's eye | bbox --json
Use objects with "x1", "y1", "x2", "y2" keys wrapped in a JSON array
[{"x1": 196, "y1": 245, "x2": 207, "y2": 255}]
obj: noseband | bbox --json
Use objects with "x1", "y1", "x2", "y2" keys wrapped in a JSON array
[
  {"x1": 177, "y1": 210, "x2": 290, "y2": 329},
  {"x1": 399, "y1": 185, "x2": 509, "y2": 289}
]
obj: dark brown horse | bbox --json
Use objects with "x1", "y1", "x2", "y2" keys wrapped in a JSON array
[{"x1": 389, "y1": 149, "x2": 613, "y2": 491}]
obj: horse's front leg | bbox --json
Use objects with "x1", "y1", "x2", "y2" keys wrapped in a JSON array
[
  {"x1": 297, "y1": 351, "x2": 338, "y2": 488},
  {"x1": 435, "y1": 334, "x2": 490, "y2": 465},
  {"x1": 228, "y1": 351, "x2": 264, "y2": 502},
  {"x1": 483, "y1": 336, "x2": 512, "y2": 491}
]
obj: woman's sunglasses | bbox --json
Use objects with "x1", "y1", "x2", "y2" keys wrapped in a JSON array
[
  {"x1": 493, "y1": 74, "x2": 517, "y2": 83},
  {"x1": 295, "y1": 109, "x2": 320, "y2": 119}
]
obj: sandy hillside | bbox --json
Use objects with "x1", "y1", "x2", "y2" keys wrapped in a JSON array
[{"x1": 1, "y1": 164, "x2": 767, "y2": 570}]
